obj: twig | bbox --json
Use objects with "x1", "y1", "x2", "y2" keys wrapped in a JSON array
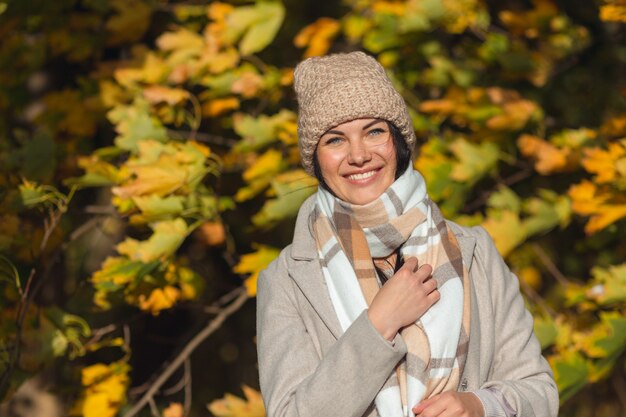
[
  {"x1": 183, "y1": 358, "x2": 192, "y2": 417},
  {"x1": 148, "y1": 397, "x2": 161, "y2": 417},
  {"x1": 123, "y1": 288, "x2": 249, "y2": 417},
  {"x1": 531, "y1": 243, "x2": 571, "y2": 286},
  {"x1": 84, "y1": 324, "x2": 117, "y2": 349},
  {"x1": 204, "y1": 286, "x2": 246, "y2": 313},
  {"x1": 612, "y1": 371, "x2": 626, "y2": 413},
  {"x1": 167, "y1": 130, "x2": 238, "y2": 147},
  {"x1": 518, "y1": 274, "x2": 556, "y2": 318}
]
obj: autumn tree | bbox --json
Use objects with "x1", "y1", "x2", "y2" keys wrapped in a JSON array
[{"x1": 0, "y1": 0, "x2": 625, "y2": 416}]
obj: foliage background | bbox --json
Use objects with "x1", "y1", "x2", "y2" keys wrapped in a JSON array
[{"x1": 0, "y1": 0, "x2": 625, "y2": 416}]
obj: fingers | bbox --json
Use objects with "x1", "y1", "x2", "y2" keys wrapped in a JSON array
[
  {"x1": 402, "y1": 256, "x2": 419, "y2": 272},
  {"x1": 413, "y1": 394, "x2": 443, "y2": 416}
]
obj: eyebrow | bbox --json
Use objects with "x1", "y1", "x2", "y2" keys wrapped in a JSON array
[{"x1": 323, "y1": 119, "x2": 385, "y2": 136}]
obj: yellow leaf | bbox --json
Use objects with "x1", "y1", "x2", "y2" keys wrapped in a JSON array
[
  {"x1": 105, "y1": 0, "x2": 151, "y2": 46},
  {"x1": 482, "y1": 210, "x2": 527, "y2": 257},
  {"x1": 116, "y1": 218, "x2": 189, "y2": 262},
  {"x1": 208, "y1": 385, "x2": 265, "y2": 417},
  {"x1": 143, "y1": 85, "x2": 190, "y2": 105},
  {"x1": 293, "y1": 18, "x2": 340, "y2": 58},
  {"x1": 81, "y1": 361, "x2": 130, "y2": 417},
  {"x1": 486, "y1": 99, "x2": 538, "y2": 130},
  {"x1": 235, "y1": 149, "x2": 286, "y2": 202},
  {"x1": 157, "y1": 28, "x2": 205, "y2": 65},
  {"x1": 600, "y1": 115, "x2": 626, "y2": 137},
  {"x1": 202, "y1": 97, "x2": 240, "y2": 117},
  {"x1": 568, "y1": 181, "x2": 626, "y2": 234},
  {"x1": 581, "y1": 141, "x2": 626, "y2": 183},
  {"x1": 208, "y1": 2, "x2": 235, "y2": 21},
  {"x1": 242, "y1": 149, "x2": 284, "y2": 182},
  {"x1": 419, "y1": 99, "x2": 457, "y2": 115},
  {"x1": 518, "y1": 266, "x2": 542, "y2": 290},
  {"x1": 231, "y1": 71, "x2": 264, "y2": 98},
  {"x1": 164, "y1": 403, "x2": 184, "y2": 417},
  {"x1": 517, "y1": 134, "x2": 573, "y2": 175},
  {"x1": 372, "y1": 1, "x2": 407, "y2": 15},
  {"x1": 138, "y1": 286, "x2": 182, "y2": 315},
  {"x1": 600, "y1": 4, "x2": 626, "y2": 22},
  {"x1": 234, "y1": 245, "x2": 280, "y2": 296},
  {"x1": 112, "y1": 140, "x2": 210, "y2": 198}
]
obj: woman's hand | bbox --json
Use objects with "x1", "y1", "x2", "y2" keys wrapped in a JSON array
[
  {"x1": 367, "y1": 257, "x2": 439, "y2": 340},
  {"x1": 412, "y1": 392, "x2": 484, "y2": 417}
]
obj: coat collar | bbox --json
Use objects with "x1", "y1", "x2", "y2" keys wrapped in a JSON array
[{"x1": 287, "y1": 193, "x2": 478, "y2": 339}]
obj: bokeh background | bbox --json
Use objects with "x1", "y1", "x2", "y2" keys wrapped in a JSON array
[{"x1": 1, "y1": 0, "x2": 625, "y2": 416}]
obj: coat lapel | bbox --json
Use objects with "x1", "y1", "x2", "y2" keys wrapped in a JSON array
[{"x1": 290, "y1": 258, "x2": 344, "y2": 339}]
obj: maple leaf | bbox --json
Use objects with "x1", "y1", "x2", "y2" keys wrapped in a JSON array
[
  {"x1": 208, "y1": 385, "x2": 265, "y2": 417},
  {"x1": 569, "y1": 180, "x2": 626, "y2": 234},
  {"x1": 234, "y1": 245, "x2": 280, "y2": 296},
  {"x1": 105, "y1": 0, "x2": 151, "y2": 46},
  {"x1": 138, "y1": 286, "x2": 182, "y2": 315},
  {"x1": 80, "y1": 361, "x2": 130, "y2": 417},
  {"x1": 294, "y1": 18, "x2": 341, "y2": 58},
  {"x1": 581, "y1": 141, "x2": 626, "y2": 184},
  {"x1": 143, "y1": 85, "x2": 190, "y2": 105},
  {"x1": 116, "y1": 218, "x2": 189, "y2": 263},
  {"x1": 517, "y1": 134, "x2": 573, "y2": 175}
]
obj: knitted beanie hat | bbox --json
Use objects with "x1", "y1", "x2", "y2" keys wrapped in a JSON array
[{"x1": 294, "y1": 51, "x2": 416, "y2": 175}]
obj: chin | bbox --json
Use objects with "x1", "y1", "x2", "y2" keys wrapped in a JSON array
[{"x1": 344, "y1": 188, "x2": 384, "y2": 205}]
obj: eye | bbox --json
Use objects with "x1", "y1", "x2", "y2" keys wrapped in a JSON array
[
  {"x1": 367, "y1": 128, "x2": 386, "y2": 136},
  {"x1": 323, "y1": 136, "x2": 344, "y2": 145}
]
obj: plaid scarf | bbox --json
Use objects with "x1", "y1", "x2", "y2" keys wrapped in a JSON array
[{"x1": 311, "y1": 167, "x2": 471, "y2": 417}]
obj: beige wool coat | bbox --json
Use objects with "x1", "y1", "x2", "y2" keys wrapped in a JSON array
[{"x1": 257, "y1": 195, "x2": 559, "y2": 417}]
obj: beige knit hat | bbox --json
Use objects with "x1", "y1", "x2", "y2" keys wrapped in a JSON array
[{"x1": 294, "y1": 51, "x2": 416, "y2": 175}]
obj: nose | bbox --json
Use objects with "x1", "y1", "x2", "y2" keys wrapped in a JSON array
[{"x1": 347, "y1": 140, "x2": 371, "y2": 165}]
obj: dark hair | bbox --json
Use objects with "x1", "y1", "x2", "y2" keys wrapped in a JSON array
[{"x1": 312, "y1": 121, "x2": 412, "y2": 193}]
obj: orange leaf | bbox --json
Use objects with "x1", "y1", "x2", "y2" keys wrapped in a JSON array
[
  {"x1": 197, "y1": 221, "x2": 226, "y2": 246},
  {"x1": 143, "y1": 85, "x2": 190, "y2": 105},
  {"x1": 517, "y1": 134, "x2": 572, "y2": 175},
  {"x1": 569, "y1": 181, "x2": 626, "y2": 234},
  {"x1": 202, "y1": 97, "x2": 240, "y2": 117},
  {"x1": 293, "y1": 18, "x2": 340, "y2": 58}
]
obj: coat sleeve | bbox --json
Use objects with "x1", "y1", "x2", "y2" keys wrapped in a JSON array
[
  {"x1": 472, "y1": 226, "x2": 559, "y2": 417},
  {"x1": 257, "y1": 249, "x2": 407, "y2": 417}
]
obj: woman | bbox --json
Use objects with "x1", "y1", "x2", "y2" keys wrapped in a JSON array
[{"x1": 256, "y1": 52, "x2": 558, "y2": 417}]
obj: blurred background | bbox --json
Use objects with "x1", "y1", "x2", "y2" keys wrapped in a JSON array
[{"x1": 0, "y1": 0, "x2": 625, "y2": 416}]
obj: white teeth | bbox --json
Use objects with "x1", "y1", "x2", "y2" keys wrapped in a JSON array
[{"x1": 348, "y1": 170, "x2": 376, "y2": 181}]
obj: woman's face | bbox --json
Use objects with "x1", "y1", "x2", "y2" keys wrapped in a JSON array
[{"x1": 316, "y1": 118, "x2": 397, "y2": 205}]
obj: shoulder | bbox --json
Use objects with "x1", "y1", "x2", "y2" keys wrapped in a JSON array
[{"x1": 446, "y1": 220, "x2": 500, "y2": 265}]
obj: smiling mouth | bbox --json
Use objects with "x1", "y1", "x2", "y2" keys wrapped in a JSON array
[{"x1": 346, "y1": 169, "x2": 378, "y2": 181}]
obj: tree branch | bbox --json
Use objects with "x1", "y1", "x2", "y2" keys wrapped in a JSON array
[
  {"x1": 531, "y1": 243, "x2": 571, "y2": 286},
  {"x1": 123, "y1": 288, "x2": 249, "y2": 417}
]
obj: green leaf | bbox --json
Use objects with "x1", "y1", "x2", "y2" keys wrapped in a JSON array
[
  {"x1": 116, "y1": 218, "x2": 189, "y2": 262},
  {"x1": 240, "y1": 3, "x2": 285, "y2": 56},
  {"x1": 588, "y1": 263, "x2": 626, "y2": 305},
  {"x1": 44, "y1": 307, "x2": 91, "y2": 359},
  {"x1": 252, "y1": 170, "x2": 317, "y2": 228},
  {"x1": 449, "y1": 138, "x2": 499, "y2": 184},
  {"x1": 550, "y1": 350, "x2": 590, "y2": 402},
  {"x1": 534, "y1": 315, "x2": 558, "y2": 350},
  {"x1": 233, "y1": 110, "x2": 295, "y2": 153},
  {"x1": 487, "y1": 186, "x2": 522, "y2": 213},
  {"x1": 592, "y1": 312, "x2": 626, "y2": 358},
  {"x1": 107, "y1": 99, "x2": 168, "y2": 152},
  {"x1": 225, "y1": 2, "x2": 285, "y2": 56},
  {"x1": 132, "y1": 195, "x2": 185, "y2": 217},
  {"x1": 0, "y1": 255, "x2": 21, "y2": 294}
]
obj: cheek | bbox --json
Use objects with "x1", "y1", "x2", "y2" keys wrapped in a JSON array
[{"x1": 316, "y1": 150, "x2": 343, "y2": 178}]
